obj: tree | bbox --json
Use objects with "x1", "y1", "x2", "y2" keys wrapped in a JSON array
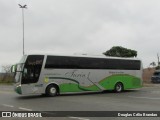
[
  {"x1": 1, "y1": 65, "x2": 13, "y2": 83},
  {"x1": 149, "y1": 62, "x2": 156, "y2": 68},
  {"x1": 149, "y1": 54, "x2": 160, "y2": 70},
  {"x1": 2, "y1": 65, "x2": 11, "y2": 74},
  {"x1": 157, "y1": 53, "x2": 160, "y2": 69},
  {"x1": 103, "y1": 46, "x2": 137, "y2": 57}
]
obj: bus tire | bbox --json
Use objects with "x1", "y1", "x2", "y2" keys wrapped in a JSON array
[
  {"x1": 114, "y1": 82, "x2": 123, "y2": 93},
  {"x1": 46, "y1": 84, "x2": 58, "y2": 97}
]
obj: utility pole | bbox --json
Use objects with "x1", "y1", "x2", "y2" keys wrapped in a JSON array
[
  {"x1": 18, "y1": 4, "x2": 27, "y2": 55},
  {"x1": 157, "y1": 53, "x2": 160, "y2": 68}
]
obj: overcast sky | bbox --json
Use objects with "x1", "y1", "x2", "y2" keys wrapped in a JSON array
[{"x1": 0, "y1": 0, "x2": 160, "y2": 71}]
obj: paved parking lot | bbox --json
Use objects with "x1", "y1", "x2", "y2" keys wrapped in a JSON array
[{"x1": 0, "y1": 84, "x2": 160, "y2": 120}]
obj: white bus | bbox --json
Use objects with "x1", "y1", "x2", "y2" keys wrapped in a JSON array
[{"x1": 12, "y1": 54, "x2": 143, "y2": 96}]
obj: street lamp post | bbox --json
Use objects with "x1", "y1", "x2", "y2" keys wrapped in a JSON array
[{"x1": 18, "y1": 4, "x2": 27, "y2": 55}]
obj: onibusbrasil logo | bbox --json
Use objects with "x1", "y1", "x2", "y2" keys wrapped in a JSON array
[{"x1": 1, "y1": 112, "x2": 42, "y2": 118}]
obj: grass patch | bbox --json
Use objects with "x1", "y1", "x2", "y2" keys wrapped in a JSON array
[
  {"x1": 0, "y1": 76, "x2": 14, "y2": 85},
  {"x1": 0, "y1": 82, "x2": 13, "y2": 85}
]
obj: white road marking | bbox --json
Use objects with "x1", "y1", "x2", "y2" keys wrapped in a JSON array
[
  {"x1": 2, "y1": 104, "x2": 33, "y2": 111},
  {"x1": 2, "y1": 104, "x2": 14, "y2": 108},
  {"x1": 69, "y1": 116, "x2": 90, "y2": 120},
  {"x1": 18, "y1": 107, "x2": 32, "y2": 111},
  {"x1": 129, "y1": 96, "x2": 160, "y2": 100}
]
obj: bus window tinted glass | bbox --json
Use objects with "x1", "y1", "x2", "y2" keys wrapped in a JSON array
[{"x1": 45, "y1": 56, "x2": 140, "y2": 70}]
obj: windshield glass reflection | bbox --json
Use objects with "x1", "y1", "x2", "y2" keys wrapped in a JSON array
[{"x1": 14, "y1": 55, "x2": 26, "y2": 83}]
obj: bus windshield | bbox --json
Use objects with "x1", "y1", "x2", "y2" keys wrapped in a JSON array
[
  {"x1": 15, "y1": 69, "x2": 22, "y2": 83},
  {"x1": 14, "y1": 56, "x2": 27, "y2": 83},
  {"x1": 21, "y1": 55, "x2": 44, "y2": 84}
]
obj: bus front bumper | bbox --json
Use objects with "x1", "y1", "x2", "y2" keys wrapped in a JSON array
[{"x1": 14, "y1": 85, "x2": 22, "y2": 94}]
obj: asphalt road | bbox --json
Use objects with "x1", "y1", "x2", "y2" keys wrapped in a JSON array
[{"x1": 0, "y1": 84, "x2": 160, "y2": 120}]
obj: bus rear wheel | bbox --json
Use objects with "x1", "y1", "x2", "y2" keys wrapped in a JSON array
[
  {"x1": 114, "y1": 82, "x2": 123, "y2": 93},
  {"x1": 46, "y1": 85, "x2": 58, "y2": 97}
]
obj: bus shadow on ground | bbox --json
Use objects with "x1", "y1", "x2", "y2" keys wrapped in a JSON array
[
  {"x1": 16, "y1": 89, "x2": 139, "y2": 100},
  {"x1": 59, "y1": 89, "x2": 140, "y2": 97}
]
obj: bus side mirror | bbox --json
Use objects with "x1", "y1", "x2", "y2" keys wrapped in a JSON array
[{"x1": 11, "y1": 65, "x2": 16, "y2": 73}]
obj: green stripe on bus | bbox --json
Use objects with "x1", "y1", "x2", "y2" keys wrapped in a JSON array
[
  {"x1": 48, "y1": 77, "x2": 100, "y2": 92},
  {"x1": 48, "y1": 74, "x2": 142, "y2": 93},
  {"x1": 99, "y1": 74, "x2": 142, "y2": 90},
  {"x1": 14, "y1": 86, "x2": 22, "y2": 94}
]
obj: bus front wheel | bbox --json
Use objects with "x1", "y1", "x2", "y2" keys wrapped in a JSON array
[
  {"x1": 114, "y1": 82, "x2": 123, "y2": 93},
  {"x1": 46, "y1": 85, "x2": 58, "y2": 97}
]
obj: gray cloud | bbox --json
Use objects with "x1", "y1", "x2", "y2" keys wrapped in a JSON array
[{"x1": 0, "y1": 0, "x2": 160, "y2": 70}]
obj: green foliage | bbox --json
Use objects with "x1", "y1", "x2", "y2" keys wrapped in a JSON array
[
  {"x1": 103, "y1": 46, "x2": 137, "y2": 57},
  {"x1": 150, "y1": 62, "x2": 156, "y2": 67}
]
